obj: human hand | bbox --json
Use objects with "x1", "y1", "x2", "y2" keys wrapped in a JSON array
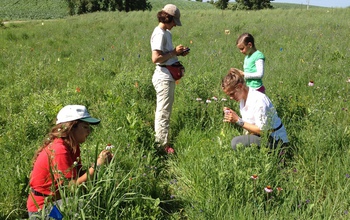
[
  {"x1": 174, "y1": 44, "x2": 185, "y2": 56},
  {"x1": 97, "y1": 149, "x2": 113, "y2": 166},
  {"x1": 223, "y1": 107, "x2": 240, "y2": 123}
]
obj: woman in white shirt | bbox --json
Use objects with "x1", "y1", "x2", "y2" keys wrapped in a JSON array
[{"x1": 221, "y1": 68, "x2": 289, "y2": 151}]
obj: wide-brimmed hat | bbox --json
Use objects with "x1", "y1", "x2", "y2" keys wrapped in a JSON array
[
  {"x1": 162, "y1": 4, "x2": 182, "y2": 26},
  {"x1": 56, "y1": 105, "x2": 100, "y2": 125}
]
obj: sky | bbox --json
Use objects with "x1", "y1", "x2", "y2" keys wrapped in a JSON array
[{"x1": 272, "y1": 0, "x2": 350, "y2": 8}]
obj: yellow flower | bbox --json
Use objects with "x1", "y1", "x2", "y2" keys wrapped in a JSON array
[{"x1": 225, "y1": 30, "x2": 230, "y2": 35}]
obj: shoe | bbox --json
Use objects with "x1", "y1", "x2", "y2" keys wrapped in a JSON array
[{"x1": 164, "y1": 146, "x2": 175, "y2": 154}]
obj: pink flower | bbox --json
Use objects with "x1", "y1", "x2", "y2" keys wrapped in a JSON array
[
  {"x1": 165, "y1": 146, "x2": 175, "y2": 154},
  {"x1": 264, "y1": 186, "x2": 273, "y2": 193},
  {"x1": 308, "y1": 80, "x2": 314, "y2": 86},
  {"x1": 250, "y1": 174, "x2": 258, "y2": 180}
]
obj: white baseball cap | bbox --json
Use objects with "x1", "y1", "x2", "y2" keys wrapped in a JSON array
[
  {"x1": 56, "y1": 105, "x2": 100, "y2": 125},
  {"x1": 162, "y1": 4, "x2": 182, "y2": 26}
]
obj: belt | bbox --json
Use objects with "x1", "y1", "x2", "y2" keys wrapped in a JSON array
[
  {"x1": 31, "y1": 188, "x2": 50, "y2": 197},
  {"x1": 271, "y1": 123, "x2": 283, "y2": 132},
  {"x1": 157, "y1": 64, "x2": 166, "y2": 67}
]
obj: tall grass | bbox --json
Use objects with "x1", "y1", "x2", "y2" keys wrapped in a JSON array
[{"x1": 0, "y1": 0, "x2": 350, "y2": 219}]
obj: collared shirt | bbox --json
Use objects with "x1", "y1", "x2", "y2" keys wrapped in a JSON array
[{"x1": 240, "y1": 88, "x2": 289, "y2": 143}]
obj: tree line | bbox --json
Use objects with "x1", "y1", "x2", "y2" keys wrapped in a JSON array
[{"x1": 65, "y1": 0, "x2": 274, "y2": 15}]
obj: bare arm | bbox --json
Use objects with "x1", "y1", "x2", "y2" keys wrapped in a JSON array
[
  {"x1": 151, "y1": 44, "x2": 186, "y2": 64},
  {"x1": 223, "y1": 107, "x2": 261, "y2": 135},
  {"x1": 73, "y1": 150, "x2": 113, "y2": 185}
]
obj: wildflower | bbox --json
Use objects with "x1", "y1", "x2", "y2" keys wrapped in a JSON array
[
  {"x1": 165, "y1": 146, "x2": 175, "y2": 154},
  {"x1": 280, "y1": 48, "x2": 283, "y2": 51},
  {"x1": 102, "y1": 57, "x2": 104, "y2": 61},
  {"x1": 276, "y1": 187, "x2": 283, "y2": 192},
  {"x1": 190, "y1": 40, "x2": 193, "y2": 44},
  {"x1": 293, "y1": 168, "x2": 298, "y2": 173},
  {"x1": 346, "y1": 78, "x2": 350, "y2": 83},
  {"x1": 225, "y1": 30, "x2": 230, "y2": 35},
  {"x1": 134, "y1": 82, "x2": 139, "y2": 88},
  {"x1": 196, "y1": 98, "x2": 202, "y2": 101},
  {"x1": 42, "y1": 22, "x2": 44, "y2": 25},
  {"x1": 76, "y1": 87, "x2": 81, "y2": 93},
  {"x1": 57, "y1": 58, "x2": 60, "y2": 62},
  {"x1": 206, "y1": 99, "x2": 212, "y2": 103},
  {"x1": 346, "y1": 174, "x2": 350, "y2": 178},
  {"x1": 250, "y1": 174, "x2": 258, "y2": 180},
  {"x1": 344, "y1": 210, "x2": 348, "y2": 215},
  {"x1": 308, "y1": 80, "x2": 314, "y2": 86},
  {"x1": 211, "y1": 96, "x2": 218, "y2": 101},
  {"x1": 106, "y1": 143, "x2": 115, "y2": 150},
  {"x1": 221, "y1": 98, "x2": 227, "y2": 101},
  {"x1": 170, "y1": 195, "x2": 175, "y2": 199},
  {"x1": 264, "y1": 186, "x2": 273, "y2": 193},
  {"x1": 305, "y1": 199, "x2": 310, "y2": 204},
  {"x1": 73, "y1": 161, "x2": 78, "y2": 166}
]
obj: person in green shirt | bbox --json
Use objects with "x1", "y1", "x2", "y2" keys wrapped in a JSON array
[{"x1": 235, "y1": 33, "x2": 266, "y2": 93}]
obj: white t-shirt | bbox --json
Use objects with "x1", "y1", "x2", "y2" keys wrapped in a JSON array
[
  {"x1": 239, "y1": 88, "x2": 289, "y2": 143},
  {"x1": 150, "y1": 26, "x2": 178, "y2": 81}
]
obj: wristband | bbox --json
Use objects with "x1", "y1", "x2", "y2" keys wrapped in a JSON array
[{"x1": 236, "y1": 118, "x2": 244, "y2": 127}]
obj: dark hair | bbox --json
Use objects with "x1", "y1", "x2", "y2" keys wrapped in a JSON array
[
  {"x1": 236, "y1": 33, "x2": 255, "y2": 47},
  {"x1": 221, "y1": 68, "x2": 245, "y2": 91},
  {"x1": 157, "y1": 10, "x2": 174, "y2": 24},
  {"x1": 31, "y1": 120, "x2": 81, "y2": 166}
]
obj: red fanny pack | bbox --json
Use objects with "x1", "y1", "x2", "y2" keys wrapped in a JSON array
[{"x1": 166, "y1": 62, "x2": 185, "y2": 80}]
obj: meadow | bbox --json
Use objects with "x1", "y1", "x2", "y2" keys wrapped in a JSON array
[{"x1": 1, "y1": 0, "x2": 350, "y2": 219}]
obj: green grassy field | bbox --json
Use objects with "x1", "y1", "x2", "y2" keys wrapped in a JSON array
[{"x1": 1, "y1": 0, "x2": 350, "y2": 219}]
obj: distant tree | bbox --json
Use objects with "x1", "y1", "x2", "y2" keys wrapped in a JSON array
[
  {"x1": 215, "y1": 0, "x2": 229, "y2": 9},
  {"x1": 65, "y1": 0, "x2": 152, "y2": 15},
  {"x1": 234, "y1": 0, "x2": 274, "y2": 10}
]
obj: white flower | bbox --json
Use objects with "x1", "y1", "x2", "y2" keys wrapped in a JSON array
[
  {"x1": 221, "y1": 98, "x2": 227, "y2": 101},
  {"x1": 106, "y1": 144, "x2": 115, "y2": 150},
  {"x1": 196, "y1": 98, "x2": 202, "y2": 101},
  {"x1": 206, "y1": 99, "x2": 212, "y2": 103},
  {"x1": 211, "y1": 96, "x2": 218, "y2": 101}
]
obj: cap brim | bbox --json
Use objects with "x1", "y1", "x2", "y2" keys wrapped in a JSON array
[
  {"x1": 174, "y1": 18, "x2": 182, "y2": 26},
  {"x1": 79, "y1": 117, "x2": 100, "y2": 125}
]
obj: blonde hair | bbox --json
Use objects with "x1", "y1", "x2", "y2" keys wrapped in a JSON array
[{"x1": 221, "y1": 68, "x2": 245, "y2": 91}]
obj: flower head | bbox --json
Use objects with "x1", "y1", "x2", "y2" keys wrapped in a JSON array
[
  {"x1": 250, "y1": 174, "x2": 258, "y2": 180},
  {"x1": 225, "y1": 30, "x2": 230, "y2": 35},
  {"x1": 264, "y1": 186, "x2": 273, "y2": 193},
  {"x1": 106, "y1": 143, "x2": 115, "y2": 150},
  {"x1": 308, "y1": 80, "x2": 314, "y2": 86},
  {"x1": 196, "y1": 98, "x2": 202, "y2": 101},
  {"x1": 276, "y1": 187, "x2": 283, "y2": 192},
  {"x1": 206, "y1": 99, "x2": 212, "y2": 103}
]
